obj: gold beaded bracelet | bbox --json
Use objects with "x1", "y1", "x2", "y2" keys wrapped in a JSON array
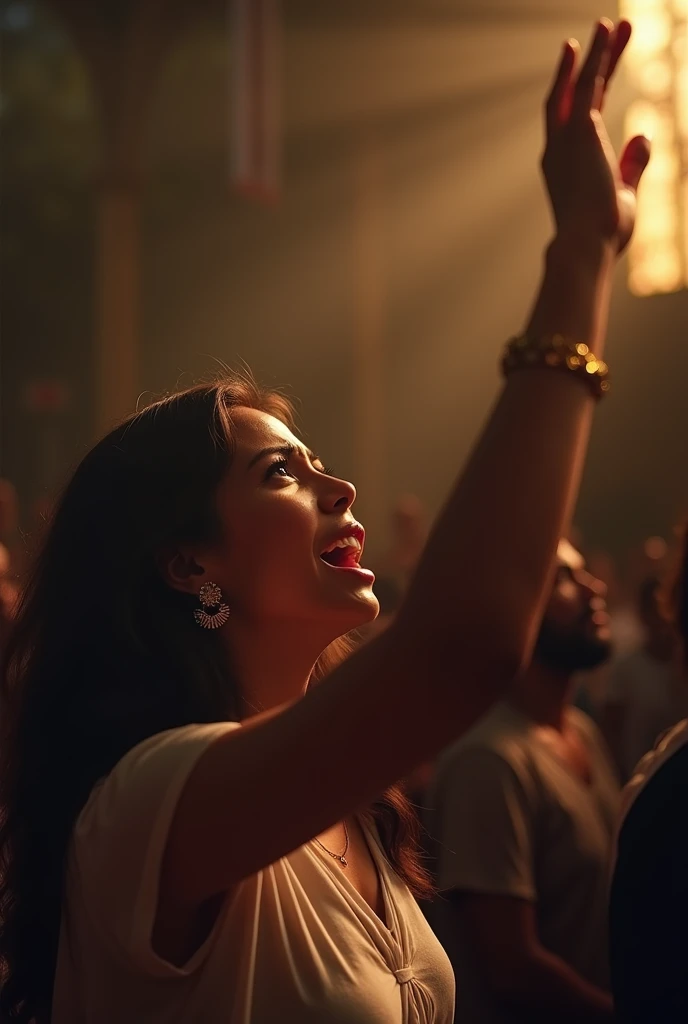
[{"x1": 502, "y1": 333, "x2": 610, "y2": 399}]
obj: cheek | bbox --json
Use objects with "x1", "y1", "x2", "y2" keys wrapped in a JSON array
[{"x1": 221, "y1": 495, "x2": 319, "y2": 595}]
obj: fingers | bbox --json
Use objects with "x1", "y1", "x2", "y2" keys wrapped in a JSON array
[
  {"x1": 604, "y1": 20, "x2": 632, "y2": 90},
  {"x1": 620, "y1": 135, "x2": 652, "y2": 191},
  {"x1": 571, "y1": 19, "x2": 613, "y2": 120},
  {"x1": 545, "y1": 40, "x2": 578, "y2": 132},
  {"x1": 547, "y1": 19, "x2": 632, "y2": 129},
  {"x1": 598, "y1": 20, "x2": 632, "y2": 112}
]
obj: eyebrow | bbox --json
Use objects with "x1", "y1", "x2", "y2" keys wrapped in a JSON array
[{"x1": 247, "y1": 442, "x2": 319, "y2": 470}]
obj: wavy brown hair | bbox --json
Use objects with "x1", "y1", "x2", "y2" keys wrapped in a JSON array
[{"x1": 0, "y1": 374, "x2": 431, "y2": 1024}]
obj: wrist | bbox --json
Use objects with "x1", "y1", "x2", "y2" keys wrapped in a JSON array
[
  {"x1": 547, "y1": 232, "x2": 616, "y2": 274},
  {"x1": 525, "y1": 235, "x2": 615, "y2": 353}
]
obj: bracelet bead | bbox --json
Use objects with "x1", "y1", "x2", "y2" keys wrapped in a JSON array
[{"x1": 502, "y1": 333, "x2": 610, "y2": 399}]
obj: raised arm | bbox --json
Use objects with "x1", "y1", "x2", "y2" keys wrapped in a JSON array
[{"x1": 158, "y1": 20, "x2": 649, "y2": 908}]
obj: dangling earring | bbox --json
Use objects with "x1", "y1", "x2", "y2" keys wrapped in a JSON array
[{"x1": 193, "y1": 582, "x2": 230, "y2": 629}]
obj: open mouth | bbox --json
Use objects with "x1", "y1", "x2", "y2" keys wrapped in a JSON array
[
  {"x1": 320, "y1": 534, "x2": 363, "y2": 569},
  {"x1": 319, "y1": 525, "x2": 365, "y2": 570}
]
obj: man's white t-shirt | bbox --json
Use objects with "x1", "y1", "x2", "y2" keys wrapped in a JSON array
[
  {"x1": 426, "y1": 702, "x2": 620, "y2": 1024},
  {"x1": 52, "y1": 723, "x2": 455, "y2": 1024}
]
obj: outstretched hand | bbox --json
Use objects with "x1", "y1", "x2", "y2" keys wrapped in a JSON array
[{"x1": 542, "y1": 18, "x2": 651, "y2": 254}]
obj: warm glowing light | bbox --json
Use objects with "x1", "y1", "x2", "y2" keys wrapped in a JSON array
[{"x1": 621, "y1": 1, "x2": 688, "y2": 294}]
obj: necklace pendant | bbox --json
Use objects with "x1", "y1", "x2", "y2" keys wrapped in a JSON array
[{"x1": 339, "y1": 856, "x2": 348, "y2": 867}]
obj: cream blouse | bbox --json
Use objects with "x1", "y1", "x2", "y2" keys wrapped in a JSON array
[{"x1": 52, "y1": 724, "x2": 455, "y2": 1023}]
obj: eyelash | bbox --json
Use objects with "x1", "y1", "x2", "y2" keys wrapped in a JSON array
[{"x1": 265, "y1": 458, "x2": 334, "y2": 480}]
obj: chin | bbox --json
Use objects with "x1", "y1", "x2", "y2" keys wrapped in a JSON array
[{"x1": 323, "y1": 590, "x2": 380, "y2": 634}]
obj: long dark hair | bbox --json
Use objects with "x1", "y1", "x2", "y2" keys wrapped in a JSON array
[{"x1": 0, "y1": 374, "x2": 431, "y2": 1023}]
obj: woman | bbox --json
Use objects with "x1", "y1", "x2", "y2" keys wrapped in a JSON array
[
  {"x1": 0, "y1": 19, "x2": 649, "y2": 1024},
  {"x1": 610, "y1": 526, "x2": 688, "y2": 1022}
]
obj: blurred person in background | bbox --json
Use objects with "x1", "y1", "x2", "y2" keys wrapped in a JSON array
[
  {"x1": 0, "y1": 480, "x2": 18, "y2": 544},
  {"x1": 386, "y1": 494, "x2": 428, "y2": 585},
  {"x1": 0, "y1": 482, "x2": 20, "y2": 659},
  {"x1": 0, "y1": 543, "x2": 18, "y2": 659},
  {"x1": 601, "y1": 576, "x2": 687, "y2": 781},
  {"x1": 572, "y1": 548, "x2": 643, "y2": 722},
  {"x1": 0, "y1": 480, "x2": 19, "y2": 569},
  {"x1": 427, "y1": 540, "x2": 619, "y2": 1023},
  {"x1": 373, "y1": 494, "x2": 429, "y2": 596},
  {"x1": 610, "y1": 524, "x2": 688, "y2": 1022},
  {"x1": 588, "y1": 548, "x2": 645, "y2": 661},
  {"x1": 359, "y1": 500, "x2": 424, "y2": 645},
  {"x1": 0, "y1": 19, "x2": 649, "y2": 1024}
]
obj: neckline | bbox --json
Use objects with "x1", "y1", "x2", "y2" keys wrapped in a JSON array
[
  {"x1": 530, "y1": 714, "x2": 596, "y2": 791},
  {"x1": 307, "y1": 819, "x2": 395, "y2": 937},
  {"x1": 503, "y1": 701, "x2": 595, "y2": 789}
]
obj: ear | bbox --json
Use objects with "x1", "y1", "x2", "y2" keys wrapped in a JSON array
[{"x1": 157, "y1": 546, "x2": 207, "y2": 596}]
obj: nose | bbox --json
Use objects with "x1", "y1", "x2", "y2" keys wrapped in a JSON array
[
  {"x1": 575, "y1": 569, "x2": 607, "y2": 602},
  {"x1": 318, "y1": 473, "x2": 356, "y2": 515}
]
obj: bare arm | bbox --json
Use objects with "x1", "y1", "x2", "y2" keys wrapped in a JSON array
[
  {"x1": 158, "y1": 21, "x2": 650, "y2": 909},
  {"x1": 161, "y1": 245, "x2": 610, "y2": 909},
  {"x1": 456, "y1": 894, "x2": 614, "y2": 1023}
]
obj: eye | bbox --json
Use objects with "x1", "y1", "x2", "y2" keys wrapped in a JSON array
[
  {"x1": 265, "y1": 458, "x2": 294, "y2": 481},
  {"x1": 316, "y1": 464, "x2": 335, "y2": 477}
]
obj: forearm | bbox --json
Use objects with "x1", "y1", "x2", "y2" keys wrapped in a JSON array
[
  {"x1": 526, "y1": 232, "x2": 615, "y2": 351},
  {"x1": 396, "y1": 236, "x2": 616, "y2": 691},
  {"x1": 497, "y1": 946, "x2": 614, "y2": 1023}
]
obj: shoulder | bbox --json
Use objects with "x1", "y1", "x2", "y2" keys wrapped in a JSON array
[
  {"x1": 619, "y1": 719, "x2": 688, "y2": 829},
  {"x1": 76, "y1": 722, "x2": 241, "y2": 838},
  {"x1": 567, "y1": 705, "x2": 607, "y2": 749},
  {"x1": 611, "y1": 740, "x2": 688, "y2": 1021},
  {"x1": 66, "y1": 722, "x2": 241, "y2": 975},
  {"x1": 434, "y1": 705, "x2": 536, "y2": 795},
  {"x1": 613, "y1": 738, "x2": 688, "y2": 929}
]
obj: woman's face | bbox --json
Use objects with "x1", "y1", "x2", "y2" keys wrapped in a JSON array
[{"x1": 199, "y1": 407, "x2": 379, "y2": 635}]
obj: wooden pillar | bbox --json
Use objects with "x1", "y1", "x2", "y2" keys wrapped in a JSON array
[{"x1": 352, "y1": 133, "x2": 387, "y2": 556}]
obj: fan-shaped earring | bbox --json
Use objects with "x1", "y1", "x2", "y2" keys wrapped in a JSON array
[{"x1": 193, "y1": 582, "x2": 230, "y2": 630}]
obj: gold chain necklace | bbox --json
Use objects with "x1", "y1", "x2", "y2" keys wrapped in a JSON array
[{"x1": 314, "y1": 821, "x2": 350, "y2": 867}]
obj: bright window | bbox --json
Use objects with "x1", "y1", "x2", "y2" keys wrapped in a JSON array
[{"x1": 621, "y1": 0, "x2": 688, "y2": 294}]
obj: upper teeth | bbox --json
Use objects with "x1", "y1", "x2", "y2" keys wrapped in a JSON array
[{"x1": 323, "y1": 535, "x2": 361, "y2": 554}]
